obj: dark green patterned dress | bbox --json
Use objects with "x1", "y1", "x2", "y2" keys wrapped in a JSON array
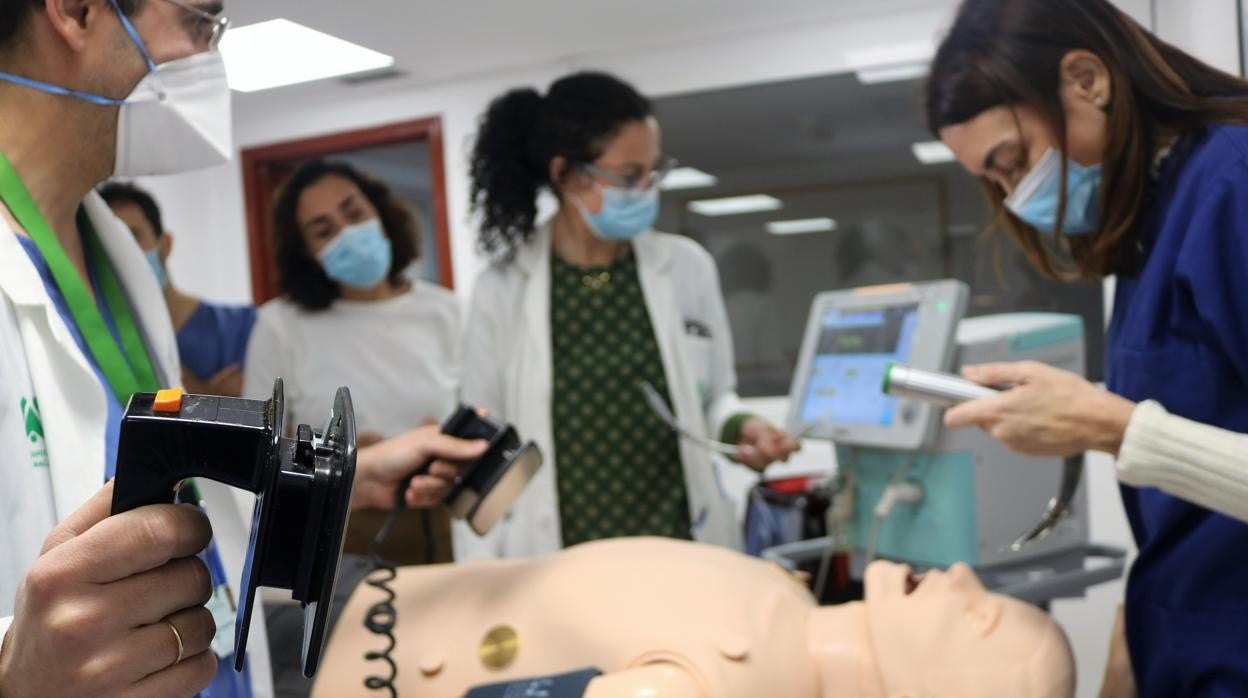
[{"x1": 550, "y1": 253, "x2": 693, "y2": 547}]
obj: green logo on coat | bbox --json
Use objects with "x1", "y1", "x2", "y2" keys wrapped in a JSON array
[
  {"x1": 20, "y1": 396, "x2": 48, "y2": 468},
  {"x1": 22, "y1": 397, "x2": 44, "y2": 445}
]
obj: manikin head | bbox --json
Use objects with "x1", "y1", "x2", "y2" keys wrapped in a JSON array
[{"x1": 810, "y1": 561, "x2": 1075, "y2": 698}]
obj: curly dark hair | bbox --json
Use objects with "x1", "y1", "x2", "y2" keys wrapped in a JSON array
[
  {"x1": 469, "y1": 71, "x2": 653, "y2": 259},
  {"x1": 272, "y1": 160, "x2": 421, "y2": 311},
  {"x1": 2, "y1": 0, "x2": 142, "y2": 48}
]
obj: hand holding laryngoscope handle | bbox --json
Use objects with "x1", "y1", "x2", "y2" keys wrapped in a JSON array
[
  {"x1": 883, "y1": 363, "x2": 1084, "y2": 551},
  {"x1": 883, "y1": 363, "x2": 1000, "y2": 406}
]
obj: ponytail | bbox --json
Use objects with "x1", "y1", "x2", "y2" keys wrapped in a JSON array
[{"x1": 470, "y1": 88, "x2": 547, "y2": 258}]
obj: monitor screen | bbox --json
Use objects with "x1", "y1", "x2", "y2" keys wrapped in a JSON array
[{"x1": 798, "y1": 304, "x2": 919, "y2": 426}]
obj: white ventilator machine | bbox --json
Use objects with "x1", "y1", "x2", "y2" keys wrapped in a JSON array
[{"x1": 767, "y1": 280, "x2": 1124, "y2": 603}]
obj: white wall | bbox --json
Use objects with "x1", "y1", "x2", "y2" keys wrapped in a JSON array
[
  {"x1": 1114, "y1": 0, "x2": 1153, "y2": 26},
  {"x1": 1154, "y1": 0, "x2": 1243, "y2": 74},
  {"x1": 136, "y1": 162, "x2": 255, "y2": 304}
]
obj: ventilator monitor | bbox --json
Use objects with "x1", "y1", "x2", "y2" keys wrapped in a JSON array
[{"x1": 787, "y1": 280, "x2": 969, "y2": 451}]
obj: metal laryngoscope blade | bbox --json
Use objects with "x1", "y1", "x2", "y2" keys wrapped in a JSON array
[{"x1": 1007, "y1": 453, "x2": 1084, "y2": 551}]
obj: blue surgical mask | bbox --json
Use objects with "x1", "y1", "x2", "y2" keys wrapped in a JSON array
[
  {"x1": 576, "y1": 185, "x2": 660, "y2": 242},
  {"x1": 1004, "y1": 148, "x2": 1102, "y2": 236},
  {"x1": 144, "y1": 249, "x2": 168, "y2": 289},
  {"x1": 318, "y1": 219, "x2": 393, "y2": 290}
]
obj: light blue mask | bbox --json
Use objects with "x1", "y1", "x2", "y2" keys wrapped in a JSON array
[
  {"x1": 1004, "y1": 148, "x2": 1102, "y2": 236},
  {"x1": 318, "y1": 219, "x2": 393, "y2": 290},
  {"x1": 578, "y1": 186, "x2": 660, "y2": 242},
  {"x1": 144, "y1": 249, "x2": 168, "y2": 289}
]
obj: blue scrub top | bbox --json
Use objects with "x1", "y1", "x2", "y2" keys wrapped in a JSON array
[
  {"x1": 177, "y1": 301, "x2": 258, "y2": 380},
  {"x1": 1108, "y1": 125, "x2": 1248, "y2": 697},
  {"x1": 17, "y1": 236, "x2": 252, "y2": 698}
]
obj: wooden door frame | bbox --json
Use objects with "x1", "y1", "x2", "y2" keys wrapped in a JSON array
[{"x1": 241, "y1": 116, "x2": 454, "y2": 304}]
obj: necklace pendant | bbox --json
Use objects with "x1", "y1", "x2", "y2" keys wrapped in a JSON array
[{"x1": 582, "y1": 271, "x2": 611, "y2": 292}]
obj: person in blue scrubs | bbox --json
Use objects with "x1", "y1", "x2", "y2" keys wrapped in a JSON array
[
  {"x1": 100, "y1": 181, "x2": 257, "y2": 396},
  {"x1": 924, "y1": 0, "x2": 1248, "y2": 695}
]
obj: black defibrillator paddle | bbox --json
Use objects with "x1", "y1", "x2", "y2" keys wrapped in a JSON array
[{"x1": 111, "y1": 379, "x2": 356, "y2": 678}]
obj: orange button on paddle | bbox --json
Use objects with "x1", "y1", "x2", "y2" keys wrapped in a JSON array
[{"x1": 153, "y1": 387, "x2": 184, "y2": 414}]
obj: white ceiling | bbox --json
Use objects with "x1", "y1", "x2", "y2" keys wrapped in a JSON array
[{"x1": 225, "y1": 0, "x2": 948, "y2": 101}]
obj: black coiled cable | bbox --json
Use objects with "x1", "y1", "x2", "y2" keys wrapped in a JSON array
[
  {"x1": 363, "y1": 503, "x2": 403, "y2": 696},
  {"x1": 363, "y1": 461, "x2": 444, "y2": 696}
]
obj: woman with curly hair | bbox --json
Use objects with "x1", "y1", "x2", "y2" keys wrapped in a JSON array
[
  {"x1": 459, "y1": 72, "x2": 798, "y2": 561},
  {"x1": 244, "y1": 160, "x2": 462, "y2": 565}
]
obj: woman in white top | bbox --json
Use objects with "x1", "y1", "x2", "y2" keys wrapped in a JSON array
[
  {"x1": 457, "y1": 72, "x2": 799, "y2": 560},
  {"x1": 244, "y1": 160, "x2": 462, "y2": 565}
]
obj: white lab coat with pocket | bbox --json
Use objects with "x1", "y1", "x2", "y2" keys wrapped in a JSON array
[
  {"x1": 456, "y1": 224, "x2": 747, "y2": 560},
  {"x1": 0, "y1": 194, "x2": 273, "y2": 698}
]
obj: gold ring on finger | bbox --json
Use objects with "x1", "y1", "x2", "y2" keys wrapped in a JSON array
[{"x1": 166, "y1": 620, "x2": 186, "y2": 665}]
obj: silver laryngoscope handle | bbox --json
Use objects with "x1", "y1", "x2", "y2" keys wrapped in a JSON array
[{"x1": 883, "y1": 363, "x2": 999, "y2": 406}]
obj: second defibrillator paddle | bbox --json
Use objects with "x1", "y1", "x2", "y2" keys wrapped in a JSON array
[
  {"x1": 394, "y1": 406, "x2": 543, "y2": 535},
  {"x1": 363, "y1": 407, "x2": 542, "y2": 695}
]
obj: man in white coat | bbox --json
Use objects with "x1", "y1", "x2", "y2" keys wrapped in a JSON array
[{"x1": 0, "y1": 2, "x2": 484, "y2": 697}]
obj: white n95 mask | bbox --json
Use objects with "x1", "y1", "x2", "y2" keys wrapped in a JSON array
[
  {"x1": 0, "y1": 1, "x2": 233, "y2": 177},
  {"x1": 114, "y1": 50, "x2": 234, "y2": 177}
]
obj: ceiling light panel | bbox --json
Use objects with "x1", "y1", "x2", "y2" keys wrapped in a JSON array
[
  {"x1": 221, "y1": 19, "x2": 396, "y2": 93},
  {"x1": 688, "y1": 195, "x2": 783, "y2": 217}
]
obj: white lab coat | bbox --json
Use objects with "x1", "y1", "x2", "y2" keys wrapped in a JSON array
[
  {"x1": 456, "y1": 224, "x2": 746, "y2": 559},
  {"x1": 0, "y1": 194, "x2": 273, "y2": 698}
]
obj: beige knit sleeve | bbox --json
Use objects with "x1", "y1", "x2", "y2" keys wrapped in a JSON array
[{"x1": 1117, "y1": 401, "x2": 1248, "y2": 523}]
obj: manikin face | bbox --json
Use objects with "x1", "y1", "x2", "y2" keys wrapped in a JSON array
[{"x1": 861, "y1": 561, "x2": 1074, "y2": 698}]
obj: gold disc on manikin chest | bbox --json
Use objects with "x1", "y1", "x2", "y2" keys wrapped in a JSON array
[{"x1": 479, "y1": 625, "x2": 520, "y2": 670}]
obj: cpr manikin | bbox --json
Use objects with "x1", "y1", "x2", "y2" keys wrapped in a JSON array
[{"x1": 313, "y1": 538, "x2": 1073, "y2": 698}]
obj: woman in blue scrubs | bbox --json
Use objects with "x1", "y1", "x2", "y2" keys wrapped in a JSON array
[{"x1": 926, "y1": 0, "x2": 1248, "y2": 695}]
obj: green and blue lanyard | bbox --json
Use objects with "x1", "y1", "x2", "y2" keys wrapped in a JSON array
[{"x1": 0, "y1": 152, "x2": 250, "y2": 697}]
